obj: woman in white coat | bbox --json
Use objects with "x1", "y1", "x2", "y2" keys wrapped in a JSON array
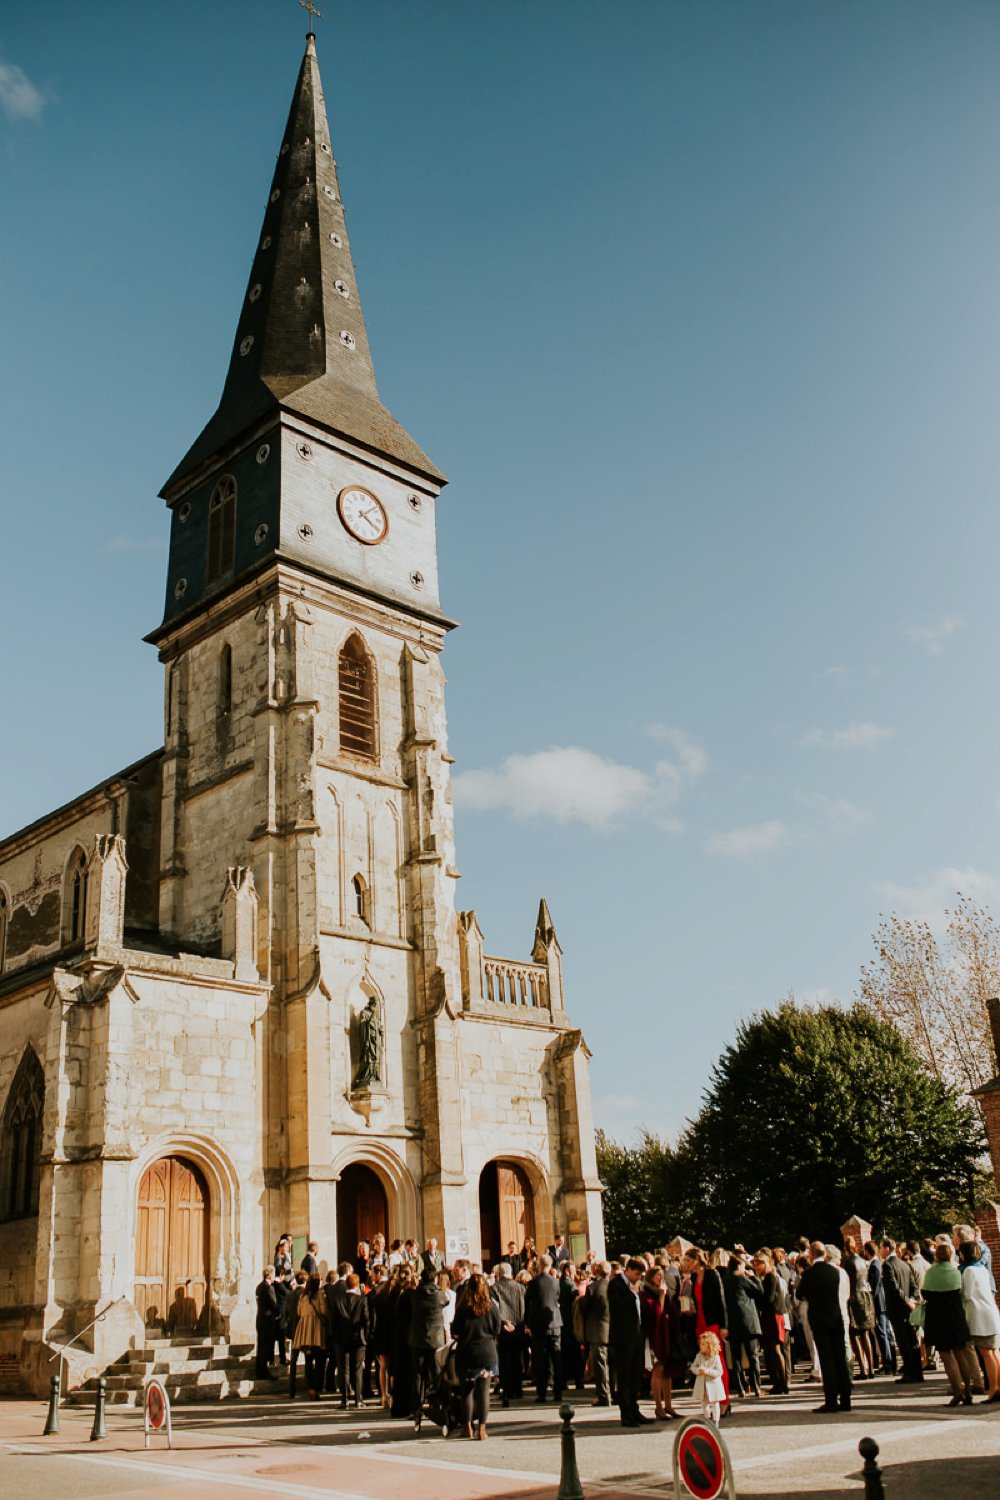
[{"x1": 958, "y1": 1239, "x2": 1000, "y2": 1402}]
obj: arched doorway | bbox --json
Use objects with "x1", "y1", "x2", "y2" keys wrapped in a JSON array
[
  {"x1": 337, "y1": 1163, "x2": 388, "y2": 1264},
  {"x1": 479, "y1": 1160, "x2": 535, "y2": 1270},
  {"x1": 135, "y1": 1156, "x2": 209, "y2": 1335}
]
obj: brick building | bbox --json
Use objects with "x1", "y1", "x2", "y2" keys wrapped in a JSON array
[{"x1": 0, "y1": 33, "x2": 604, "y2": 1396}]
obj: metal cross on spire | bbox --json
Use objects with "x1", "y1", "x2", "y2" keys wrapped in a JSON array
[{"x1": 298, "y1": 0, "x2": 323, "y2": 29}]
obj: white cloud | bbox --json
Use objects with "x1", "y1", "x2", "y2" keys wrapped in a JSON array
[
  {"x1": 795, "y1": 791, "x2": 870, "y2": 832},
  {"x1": 802, "y1": 721, "x2": 894, "y2": 751},
  {"x1": 876, "y1": 866, "x2": 1000, "y2": 929},
  {"x1": 798, "y1": 987, "x2": 833, "y2": 1006},
  {"x1": 903, "y1": 616, "x2": 966, "y2": 657},
  {"x1": 104, "y1": 534, "x2": 167, "y2": 553},
  {"x1": 0, "y1": 61, "x2": 45, "y2": 120},
  {"x1": 707, "y1": 820, "x2": 788, "y2": 858},
  {"x1": 454, "y1": 731, "x2": 705, "y2": 831},
  {"x1": 818, "y1": 665, "x2": 846, "y2": 682}
]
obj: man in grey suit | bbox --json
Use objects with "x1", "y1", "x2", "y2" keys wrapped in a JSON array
[
  {"x1": 421, "y1": 1238, "x2": 445, "y2": 1275},
  {"x1": 583, "y1": 1261, "x2": 611, "y2": 1406}
]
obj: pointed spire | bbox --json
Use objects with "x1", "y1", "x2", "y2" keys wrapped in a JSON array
[
  {"x1": 163, "y1": 35, "x2": 441, "y2": 494},
  {"x1": 532, "y1": 899, "x2": 561, "y2": 961}
]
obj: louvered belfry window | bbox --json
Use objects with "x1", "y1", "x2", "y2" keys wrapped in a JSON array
[
  {"x1": 339, "y1": 634, "x2": 377, "y2": 760},
  {"x1": 206, "y1": 476, "x2": 237, "y2": 583}
]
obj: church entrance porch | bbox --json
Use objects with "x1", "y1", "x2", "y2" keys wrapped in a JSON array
[
  {"x1": 478, "y1": 1160, "x2": 535, "y2": 1270},
  {"x1": 134, "y1": 1156, "x2": 209, "y2": 1336},
  {"x1": 336, "y1": 1162, "x2": 388, "y2": 1264}
]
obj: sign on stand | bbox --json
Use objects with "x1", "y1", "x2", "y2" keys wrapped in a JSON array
[
  {"x1": 672, "y1": 1417, "x2": 736, "y2": 1500},
  {"x1": 144, "y1": 1378, "x2": 173, "y2": 1449}
]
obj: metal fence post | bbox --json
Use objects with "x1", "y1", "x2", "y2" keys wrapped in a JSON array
[
  {"x1": 90, "y1": 1377, "x2": 107, "y2": 1442},
  {"x1": 859, "y1": 1436, "x2": 886, "y2": 1499},
  {"x1": 42, "y1": 1371, "x2": 61, "y2": 1436},
  {"x1": 557, "y1": 1401, "x2": 584, "y2": 1500}
]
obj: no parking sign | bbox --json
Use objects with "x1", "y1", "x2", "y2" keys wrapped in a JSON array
[
  {"x1": 144, "y1": 1377, "x2": 173, "y2": 1450},
  {"x1": 672, "y1": 1417, "x2": 736, "y2": 1499}
]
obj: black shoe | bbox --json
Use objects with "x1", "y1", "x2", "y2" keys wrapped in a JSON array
[
  {"x1": 813, "y1": 1405, "x2": 838, "y2": 1414},
  {"x1": 501, "y1": 1397, "x2": 510, "y2": 1409},
  {"x1": 633, "y1": 1413, "x2": 654, "y2": 1425},
  {"x1": 591, "y1": 1398, "x2": 611, "y2": 1407},
  {"x1": 621, "y1": 1418, "x2": 640, "y2": 1428},
  {"x1": 839, "y1": 1403, "x2": 852, "y2": 1412}
]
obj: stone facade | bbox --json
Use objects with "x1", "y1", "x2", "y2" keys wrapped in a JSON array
[{"x1": 0, "y1": 34, "x2": 604, "y2": 1395}]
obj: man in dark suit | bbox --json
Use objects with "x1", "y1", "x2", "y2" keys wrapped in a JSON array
[
  {"x1": 500, "y1": 1241, "x2": 522, "y2": 1278},
  {"x1": 301, "y1": 1240, "x2": 320, "y2": 1275},
  {"x1": 524, "y1": 1255, "x2": 563, "y2": 1403},
  {"x1": 608, "y1": 1258, "x2": 652, "y2": 1427},
  {"x1": 549, "y1": 1234, "x2": 571, "y2": 1267},
  {"x1": 335, "y1": 1273, "x2": 370, "y2": 1407},
  {"x1": 880, "y1": 1238, "x2": 922, "y2": 1383},
  {"x1": 796, "y1": 1242, "x2": 852, "y2": 1413},
  {"x1": 583, "y1": 1261, "x2": 611, "y2": 1406},
  {"x1": 255, "y1": 1266, "x2": 279, "y2": 1378},
  {"x1": 322, "y1": 1262, "x2": 353, "y2": 1395}
]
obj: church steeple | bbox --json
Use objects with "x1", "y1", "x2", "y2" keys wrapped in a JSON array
[{"x1": 162, "y1": 33, "x2": 441, "y2": 497}]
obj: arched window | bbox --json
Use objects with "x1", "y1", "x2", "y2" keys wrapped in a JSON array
[
  {"x1": 66, "y1": 848, "x2": 88, "y2": 945},
  {"x1": 1, "y1": 1048, "x2": 45, "y2": 1221},
  {"x1": 0, "y1": 889, "x2": 8, "y2": 975},
  {"x1": 339, "y1": 633, "x2": 377, "y2": 760},
  {"x1": 206, "y1": 476, "x2": 237, "y2": 584},
  {"x1": 219, "y1": 644, "x2": 233, "y2": 717},
  {"x1": 352, "y1": 874, "x2": 370, "y2": 925}
]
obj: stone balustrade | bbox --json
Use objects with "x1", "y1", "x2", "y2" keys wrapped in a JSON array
[{"x1": 482, "y1": 956, "x2": 549, "y2": 1010}]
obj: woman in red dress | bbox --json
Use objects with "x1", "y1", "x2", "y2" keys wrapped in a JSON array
[{"x1": 682, "y1": 1248, "x2": 730, "y2": 1412}]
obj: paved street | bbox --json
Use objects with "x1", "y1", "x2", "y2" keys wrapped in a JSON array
[{"x1": 1, "y1": 1370, "x2": 998, "y2": 1500}]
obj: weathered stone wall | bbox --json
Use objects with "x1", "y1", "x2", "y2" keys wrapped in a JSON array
[
  {"x1": 0, "y1": 985, "x2": 51, "y2": 1327},
  {"x1": 0, "y1": 808, "x2": 113, "y2": 974}
]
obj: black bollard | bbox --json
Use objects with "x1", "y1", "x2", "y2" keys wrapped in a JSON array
[
  {"x1": 42, "y1": 1371, "x2": 61, "y2": 1436},
  {"x1": 557, "y1": 1401, "x2": 584, "y2": 1500},
  {"x1": 859, "y1": 1436, "x2": 886, "y2": 1500},
  {"x1": 90, "y1": 1377, "x2": 107, "y2": 1442}
]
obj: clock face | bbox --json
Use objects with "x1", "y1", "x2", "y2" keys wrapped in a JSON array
[{"x1": 337, "y1": 486, "x2": 388, "y2": 545}]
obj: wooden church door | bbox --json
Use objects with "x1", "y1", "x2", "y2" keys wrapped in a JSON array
[
  {"x1": 135, "y1": 1157, "x2": 209, "y2": 1333},
  {"x1": 497, "y1": 1162, "x2": 534, "y2": 1250}
]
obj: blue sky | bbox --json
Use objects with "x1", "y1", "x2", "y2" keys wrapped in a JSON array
[{"x1": 3, "y1": 1, "x2": 1000, "y2": 1139}]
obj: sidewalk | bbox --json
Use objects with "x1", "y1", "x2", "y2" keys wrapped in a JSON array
[{"x1": 1, "y1": 1369, "x2": 997, "y2": 1499}]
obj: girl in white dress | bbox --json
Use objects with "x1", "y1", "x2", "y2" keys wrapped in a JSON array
[{"x1": 691, "y1": 1330, "x2": 726, "y2": 1424}]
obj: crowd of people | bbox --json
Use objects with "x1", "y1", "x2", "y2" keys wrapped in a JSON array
[{"x1": 253, "y1": 1223, "x2": 1000, "y2": 1434}]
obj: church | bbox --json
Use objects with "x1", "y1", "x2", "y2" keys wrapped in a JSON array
[{"x1": 0, "y1": 32, "x2": 604, "y2": 1396}]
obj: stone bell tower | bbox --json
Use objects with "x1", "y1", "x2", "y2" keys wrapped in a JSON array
[{"x1": 145, "y1": 30, "x2": 603, "y2": 1264}]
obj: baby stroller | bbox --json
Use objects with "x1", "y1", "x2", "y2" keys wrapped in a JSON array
[{"x1": 417, "y1": 1341, "x2": 464, "y2": 1437}]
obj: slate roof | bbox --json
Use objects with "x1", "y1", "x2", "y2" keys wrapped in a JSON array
[{"x1": 162, "y1": 34, "x2": 442, "y2": 496}]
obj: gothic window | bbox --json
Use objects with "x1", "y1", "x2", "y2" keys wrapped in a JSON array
[
  {"x1": 338, "y1": 634, "x2": 377, "y2": 760},
  {"x1": 0, "y1": 889, "x2": 8, "y2": 975},
  {"x1": 1, "y1": 1048, "x2": 45, "y2": 1221},
  {"x1": 65, "y1": 848, "x2": 88, "y2": 945},
  {"x1": 206, "y1": 476, "x2": 237, "y2": 584},
  {"x1": 352, "y1": 874, "x2": 370, "y2": 925},
  {"x1": 219, "y1": 644, "x2": 233, "y2": 717}
]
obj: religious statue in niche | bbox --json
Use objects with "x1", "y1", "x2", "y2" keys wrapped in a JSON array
[{"x1": 352, "y1": 995, "x2": 383, "y2": 1090}]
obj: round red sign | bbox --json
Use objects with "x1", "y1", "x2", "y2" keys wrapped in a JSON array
[
  {"x1": 677, "y1": 1422, "x2": 725, "y2": 1500},
  {"x1": 146, "y1": 1381, "x2": 166, "y2": 1429}
]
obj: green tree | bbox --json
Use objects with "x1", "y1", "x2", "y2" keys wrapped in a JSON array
[
  {"x1": 595, "y1": 1128, "x2": 680, "y2": 1255},
  {"x1": 668, "y1": 1000, "x2": 987, "y2": 1247}
]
